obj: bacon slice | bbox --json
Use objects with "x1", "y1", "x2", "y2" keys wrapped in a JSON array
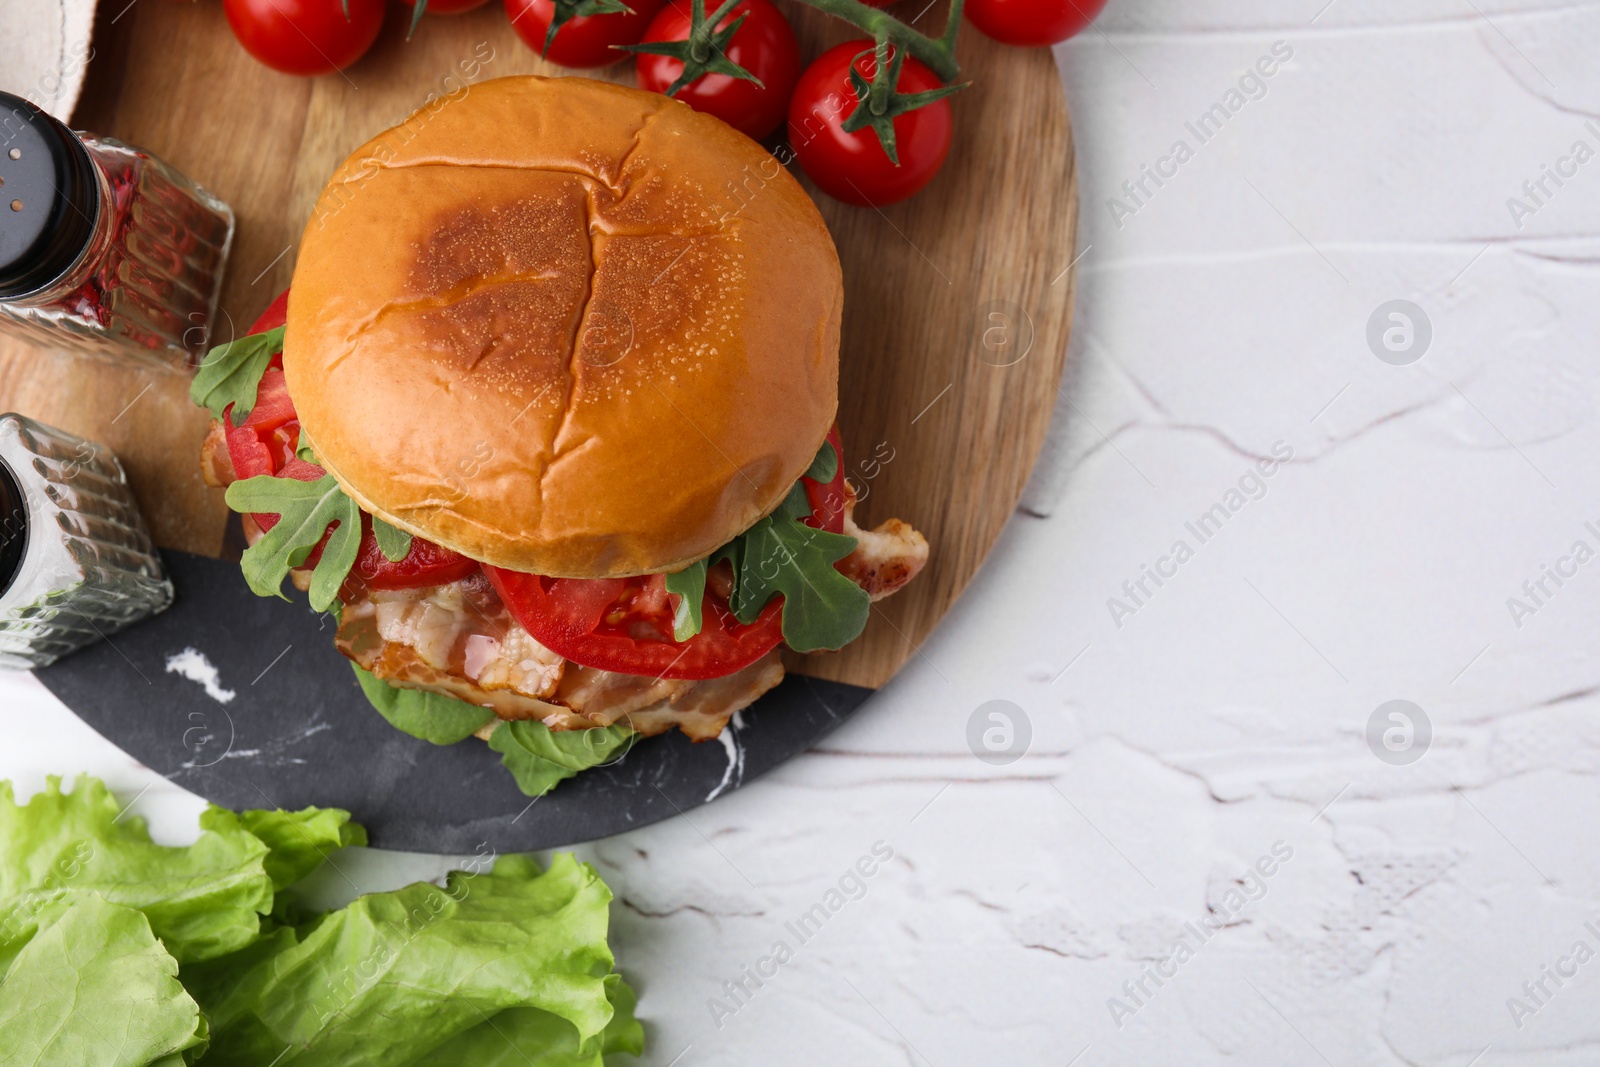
[{"x1": 334, "y1": 574, "x2": 785, "y2": 740}]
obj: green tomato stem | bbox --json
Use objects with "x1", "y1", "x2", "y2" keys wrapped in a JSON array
[{"x1": 787, "y1": 0, "x2": 962, "y2": 82}]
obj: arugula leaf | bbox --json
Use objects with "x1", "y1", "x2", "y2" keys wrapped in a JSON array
[
  {"x1": 225, "y1": 474, "x2": 363, "y2": 613},
  {"x1": 295, "y1": 427, "x2": 318, "y2": 464},
  {"x1": 0, "y1": 894, "x2": 209, "y2": 1067},
  {"x1": 190, "y1": 325, "x2": 286, "y2": 425},
  {"x1": 372, "y1": 516, "x2": 414, "y2": 563},
  {"x1": 0, "y1": 776, "x2": 273, "y2": 967},
  {"x1": 665, "y1": 440, "x2": 862, "y2": 646},
  {"x1": 189, "y1": 853, "x2": 632, "y2": 1065},
  {"x1": 805, "y1": 438, "x2": 839, "y2": 483},
  {"x1": 488, "y1": 721, "x2": 636, "y2": 799},
  {"x1": 664, "y1": 560, "x2": 707, "y2": 642},
  {"x1": 351, "y1": 663, "x2": 496, "y2": 745},
  {"x1": 717, "y1": 482, "x2": 868, "y2": 652}
]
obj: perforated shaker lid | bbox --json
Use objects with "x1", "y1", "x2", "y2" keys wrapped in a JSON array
[{"x1": 0, "y1": 92, "x2": 98, "y2": 300}]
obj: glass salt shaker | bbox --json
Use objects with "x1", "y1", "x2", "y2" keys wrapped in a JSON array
[
  {"x1": 0, "y1": 92, "x2": 234, "y2": 369},
  {"x1": 0, "y1": 413, "x2": 173, "y2": 669}
]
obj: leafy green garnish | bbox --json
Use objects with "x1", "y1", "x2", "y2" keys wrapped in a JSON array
[
  {"x1": 805, "y1": 439, "x2": 839, "y2": 483},
  {"x1": 664, "y1": 560, "x2": 707, "y2": 643},
  {"x1": 191, "y1": 853, "x2": 635, "y2": 1065},
  {"x1": 0, "y1": 894, "x2": 210, "y2": 1067},
  {"x1": 352, "y1": 667, "x2": 633, "y2": 798},
  {"x1": 224, "y1": 474, "x2": 363, "y2": 613},
  {"x1": 352, "y1": 663, "x2": 495, "y2": 745},
  {"x1": 0, "y1": 776, "x2": 273, "y2": 967},
  {"x1": 372, "y1": 516, "x2": 414, "y2": 563},
  {"x1": 237, "y1": 808, "x2": 366, "y2": 895},
  {"x1": 665, "y1": 439, "x2": 866, "y2": 651},
  {"x1": 190, "y1": 325, "x2": 285, "y2": 426},
  {"x1": 488, "y1": 721, "x2": 637, "y2": 799},
  {"x1": 0, "y1": 775, "x2": 643, "y2": 1067},
  {"x1": 295, "y1": 427, "x2": 318, "y2": 464},
  {"x1": 715, "y1": 482, "x2": 869, "y2": 652}
]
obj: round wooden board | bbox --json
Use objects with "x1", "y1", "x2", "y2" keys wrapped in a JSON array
[{"x1": 0, "y1": 0, "x2": 1076, "y2": 693}]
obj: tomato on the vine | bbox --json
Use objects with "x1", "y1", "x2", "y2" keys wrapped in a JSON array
[
  {"x1": 965, "y1": 0, "x2": 1107, "y2": 47},
  {"x1": 634, "y1": 0, "x2": 800, "y2": 141},
  {"x1": 403, "y1": 0, "x2": 492, "y2": 14},
  {"x1": 787, "y1": 41, "x2": 954, "y2": 207},
  {"x1": 505, "y1": 0, "x2": 665, "y2": 68},
  {"x1": 223, "y1": 0, "x2": 386, "y2": 76}
]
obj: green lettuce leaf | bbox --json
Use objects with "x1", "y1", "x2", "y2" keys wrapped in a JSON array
[
  {"x1": 352, "y1": 664, "x2": 496, "y2": 745},
  {"x1": 188, "y1": 853, "x2": 631, "y2": 1066},
  {"x1": 0, "y1": 893, "x2": 209, "y2": 1067},
  {"x1": 0, "y1": 776, "x2": 273, "y2": 966},
  {"x1": 236, "y1": 807, "x2": 366, "y2": 894},
  {"x1": 488, "y1": 721, "x2": 636, "y2": 799},
  {"x1": 413, "y1": 974, "x2": 643, "y2": 1066},
  {"x1": 190, "y1": 325, "x2": 286, "y2": 426},
  {"x1": 224, "y1": 474, "x2": 363, "y2": 613}
]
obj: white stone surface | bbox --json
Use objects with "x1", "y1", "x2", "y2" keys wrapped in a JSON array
[{"x1": 5, "y1": 1, "x2": 1600, "y2": 1063}]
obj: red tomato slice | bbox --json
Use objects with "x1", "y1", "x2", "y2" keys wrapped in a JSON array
[
  {"x1": 802, "y1": 423, "x2": 847, "y2": 534},
  {"x1": 485, "y1": 566, "x2": 784, "y2": 681},
  {"x1": 348, "y1": 514, "x2": 481, "y2": 590},
  {"x1": 221, "y1": 290, "x2": 478, "y2": 591},
  {"x1": 485, "y1": 426, "x2": 848, "y2": 679},
  {"x1": 250, "y1": 290, "x2": 290, "y2": 334}
]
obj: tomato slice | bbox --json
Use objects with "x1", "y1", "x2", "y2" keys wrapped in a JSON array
[
  {"x1": 486, "y1": 427, "x2": 849, "y2": 680},
  {"x1": 349, "y1": 514, "x2": 481, "y2": 590},
  {"x1": 486, "y1": 566, "x2": 784, "y2": 681},
  {"x1": 220, "y1": 289, "x2": 478, "y2": 592},
  {"x1": 802, "y1": 423, "x2": 847, "y2": 535}
]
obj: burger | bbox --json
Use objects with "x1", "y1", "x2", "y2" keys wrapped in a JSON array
[{"x1": 191, "y1": 76, "x2": 928, "y2": 796}]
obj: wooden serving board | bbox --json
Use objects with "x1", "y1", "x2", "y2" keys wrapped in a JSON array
[{"x1": 1, "y1": 0, "x2": 1076, "y2": 691}]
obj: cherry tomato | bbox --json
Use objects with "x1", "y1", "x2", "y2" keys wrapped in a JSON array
[
  {"x1": 965, "y1": 0, "x2": 1107, "y2": 47},
  {"x1": 223, "y1": 0, "x2": 386, "y2": 76},
  {"x1": 504, "y1": 0, "x2": 665, "y2": 68},
  {"x1": 635, "y1": 0, "x2": 800, "y2": 141},
  {"x1": 402, "y1": 0, "x2": 491, "y2": 14},
  {"x1": 787, "y1": 41, "x2": 954, "y2": 207},
  {"x1": 221, "y1": 291, "x2": 478, "y2": 590}
]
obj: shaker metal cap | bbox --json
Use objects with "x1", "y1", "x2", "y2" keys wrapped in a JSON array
[{"x1": 0, "y1": 92, "x2": 99, "y2": 300}]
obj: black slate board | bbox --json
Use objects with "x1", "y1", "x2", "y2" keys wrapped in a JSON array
[{"x1": 33, "y1": 551, "x2": 872, "y2": 853}]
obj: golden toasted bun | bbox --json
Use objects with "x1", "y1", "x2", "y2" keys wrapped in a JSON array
[{"x1": 283, "y1": 76, "x2": 841, "y2": 578}]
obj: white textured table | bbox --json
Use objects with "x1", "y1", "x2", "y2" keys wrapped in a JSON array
[{"x1": 6, "y1": 2, "x2": 1600, "y2": 1063}]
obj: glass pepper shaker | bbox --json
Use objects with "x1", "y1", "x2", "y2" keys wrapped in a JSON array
[
  {"x1": 0, "y1": 92, "x2": 235, "y2": 369},
  {"x1": 0, "y1": 413, "x2": 173, "y2": 669}
]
